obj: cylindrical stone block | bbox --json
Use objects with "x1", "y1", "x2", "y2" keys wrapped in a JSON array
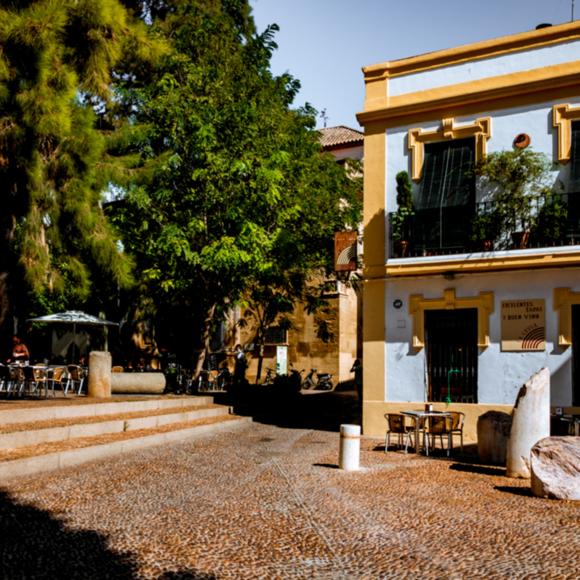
[
  {"x1": 339, "y1": 424, "x2": 361, "y2": 471},
  {"x1": 88, "y1": 351, "x2": 112, "y2": 398},
  {"x1": 111, "y1": 372, "x2": 166, "y2": 394},
  {"x1": 506, "y1": 367, "x2": 551, "y2": 479}
]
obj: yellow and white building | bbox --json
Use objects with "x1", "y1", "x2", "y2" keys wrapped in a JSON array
[{"x1": 357, "y1": 22, "x2": 580, "y2": 440}]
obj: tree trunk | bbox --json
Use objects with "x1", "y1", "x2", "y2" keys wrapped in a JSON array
[
  {"x1": 256, "y1": 343, "x2": 265, "y2": 383},
  {"x1": 193, "y1": 303, "x2": 217, "y2": 380}
]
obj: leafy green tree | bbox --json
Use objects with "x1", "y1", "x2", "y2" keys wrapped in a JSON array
[
  {"x1": 0, "y1": 0, "x2": 157, "y2": 340},
  {"x1": 110, "y1": 0, "x2": 361, "y2": 376}
]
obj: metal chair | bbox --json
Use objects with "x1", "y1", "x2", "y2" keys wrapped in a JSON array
[
  {"x1": 0, "y1": 364, "x2": 12, "y2": 394},
  {"x1": 48, "y1": 366, "x2": 67, "y2": 397},
  {"x1": 65, "y1": 365, "x2": 85, "y2": 395},
  {"x1": 429, "y1": 414, "x2": 454, "y2": 456},
  {"x1": 448, "y1": 411, "x2": 465, "y2": 453},
  {"x1": 384, "y1": 413, "x2": 415, "y2": 453}
]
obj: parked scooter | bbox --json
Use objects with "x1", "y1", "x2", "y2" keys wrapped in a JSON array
[{"x1": 302, "y1": 368, "x2": 333, "y2": 391}]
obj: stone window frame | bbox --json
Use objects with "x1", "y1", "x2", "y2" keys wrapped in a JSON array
[
  {"x1": 407, "y1": 117, "x2": 492, "y2": 182},
  {"x1": 409, "y1": 288, "x2": 494, "y2": 349},
  {"x1": 553, "y1": 103, "x2": 580, "y2": 164},
  {"x1": 553, "y1": 287, "x2": 580, "y2": 347}
]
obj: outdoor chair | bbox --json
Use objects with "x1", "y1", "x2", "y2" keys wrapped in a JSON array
[
  {"x1": 9, "y1": 366, "x2": 25, "y2": 396},
  {"x1": 65, "y1": 365, "x2": 85, "y2": 395},
  {"x1": 23, "y1": 365, "x2": 48, "y2": 397},
  {"x1": 48, "y1": 366, "x2": 67, "y2": 397},
  {"x1": 0, "y1": 364, "x2": 11, "y2": 394},
  {"x1": 384, "y1": 413, "x2": 415, "y2": 453},
  {"x1": 448, "y1": 411, "x2": 465, "y2": 453},
  {"x1": 428, "y1": 414, "x2": 454, "y2": 456}
]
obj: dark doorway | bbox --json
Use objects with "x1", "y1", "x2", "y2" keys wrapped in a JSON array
[
  {"x1": 572, "y1": 305, "x2": 580, "y2": 406},
  {"x1": 425, "y1": 308, "x2": 478, "y2": 403}
]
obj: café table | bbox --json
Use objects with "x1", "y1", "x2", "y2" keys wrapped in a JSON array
[{"x1": 401, "y1": 409, "x2": 453, "y2": 455}]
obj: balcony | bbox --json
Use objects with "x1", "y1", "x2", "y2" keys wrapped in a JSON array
[{"x1": 388, "y1": 192, "x2": 580, "y2": 259}]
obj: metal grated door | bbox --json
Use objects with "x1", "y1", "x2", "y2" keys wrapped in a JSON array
[{"x1": 425, "y1": 308, "x2": 478, "y2": 403}]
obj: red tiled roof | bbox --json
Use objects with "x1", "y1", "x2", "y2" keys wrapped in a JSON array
[{"x1": 319, "y1": 125, "x2": 363, "y2": 149}]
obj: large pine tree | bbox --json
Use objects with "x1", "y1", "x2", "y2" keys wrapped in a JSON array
[{"x1": 0, "y1": 0, "x2": 151, "y2": 338}]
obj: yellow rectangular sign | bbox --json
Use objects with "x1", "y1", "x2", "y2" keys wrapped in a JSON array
[{"x1": 501, "y1": 299, "x2": 545, "y2": 351}]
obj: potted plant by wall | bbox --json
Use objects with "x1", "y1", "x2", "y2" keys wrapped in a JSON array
[
  {"x1": 475, "y1": 149, "x2": 553, "y2": 249},
  {"x1": 391, "y1": 170, "x2": 414, "y2": 257}
]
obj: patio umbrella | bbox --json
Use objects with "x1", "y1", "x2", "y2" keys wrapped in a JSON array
[{"x1": 27, "y1": 310, "x2": 118, "y2": 362}]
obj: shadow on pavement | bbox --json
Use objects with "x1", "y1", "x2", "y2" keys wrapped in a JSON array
[
  {"x1": 450, "y1": 463, "x2": 506, "y2": 476},
  {"x1": 0, "y1": 489, "x2": 137, "y2": 578},
  {"x1": 215, "y1": 387, "x2": 362, "y2": 432},
  {"x1": 0, "y1": 490, "x2": 219, "y2": 579},
  {"x1": 494, "y1": 485, "x2": 533, "y2": 497}
]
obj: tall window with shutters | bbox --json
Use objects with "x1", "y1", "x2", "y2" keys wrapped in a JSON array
[{"x1": 413, "y1": 137, "x2": 475, "y2": 253}]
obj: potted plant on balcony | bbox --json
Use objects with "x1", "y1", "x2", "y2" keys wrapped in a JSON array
[
  {"x1": 532, "y1": 190, "x2": 568, "y2": 246},
  {"x1": 391, "y1": 170, "x2": 414, "y2": 257},
  {"x1": 469, "y1": 208, "x2": 500, "y2": 251},
  {"x1": 475, "y1": 149, "x2": 553, "y2": 249}
]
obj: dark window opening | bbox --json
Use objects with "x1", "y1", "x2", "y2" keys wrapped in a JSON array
[
  {"x1": 415, "y1": 138, "x2": 475, "y2": 252},
  {"x1": 425, "y1": 308, "x2": 478, "y2": 403},
  {"x1": 264, "y1": 326, "x2": 287, "y2": 345}
]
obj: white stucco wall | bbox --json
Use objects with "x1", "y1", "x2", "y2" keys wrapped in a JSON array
[
  {"x1": 384, "y1": 268, "x2": 579, "y2": 407},
  {"x1": 389, "y1": 39, "x2": 580, "y2": 97}
]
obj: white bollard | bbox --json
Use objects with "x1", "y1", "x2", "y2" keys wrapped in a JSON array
[{"x1": 339, "y1": 424, "x2": 361, "y2": 471}]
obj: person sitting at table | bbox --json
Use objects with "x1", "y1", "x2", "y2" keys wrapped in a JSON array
[{"x1": 11, "y1": 335, "x2": 30, "y2": 363}]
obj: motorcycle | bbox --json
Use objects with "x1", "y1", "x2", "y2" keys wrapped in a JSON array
[{"x1": 302, "y1": 368, "x2": 333, "y2": 391}]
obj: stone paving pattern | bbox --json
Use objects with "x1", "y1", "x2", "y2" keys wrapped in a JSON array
[{"x1": 1, "y1": 420, "x2": 579, "y2": 579}]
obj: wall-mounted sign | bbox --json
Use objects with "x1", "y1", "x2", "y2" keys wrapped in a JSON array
[
  {"x1": 276, "y1": 345, "x2": 288, "y2": 375},
  {"x1": 334, "y1": 231, "x2": 358, "y2": 272},
  {"x1": 501, "y1": 299, "x2": 545, "y2": 351},
  {"x1": 393, "y1": 299, "x2": 403, "y2": 309}
]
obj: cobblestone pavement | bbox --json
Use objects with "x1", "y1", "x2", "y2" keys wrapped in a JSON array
[{"x1": 1, "y1": 421, "x2": 579, "y2": 579}]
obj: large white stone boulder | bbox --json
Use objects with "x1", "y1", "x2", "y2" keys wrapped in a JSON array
[
  {"x1": 531, "y1": 437, "x2": 580, "y2": 500},
  {"x1": 506, "y1": 367, "x2": 551, "y2": 479}
]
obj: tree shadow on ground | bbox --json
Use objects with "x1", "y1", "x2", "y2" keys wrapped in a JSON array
[
  {"x1": 0, "y1": 490, "x2": 218, "y2": 579},
  {"x1": 0, "y1": 489, "x2": 138, "y2": 578},
  {"x1": 450, "y1": 463, "x2": 507, "y2": 476},
  {"x1": 219, "y1": 387, "x2": 362, "y2": 432}
]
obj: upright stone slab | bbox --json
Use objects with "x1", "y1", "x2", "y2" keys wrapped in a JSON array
[
  {"x1": 477, "y1": 411, "x2": 512, "y2": 466},
  {"x1": 88, "y1": 351, "x2": 112, "y2": 398},
  {"x1": 530, "y1": 436, "x2": 580, "y2": 500},
  {"x1": 506, "y1": 367, "x2": 550, "y2": 479}
]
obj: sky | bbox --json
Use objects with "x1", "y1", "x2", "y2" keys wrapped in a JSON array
[{"x1": 250, "y1": 0, "x2": 576, "y2": 129}]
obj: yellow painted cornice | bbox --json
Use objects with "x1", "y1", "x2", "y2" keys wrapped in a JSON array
[
  {"x1": 358, "y1": 61, "x2": 580, "y2": 126},
  {"x1": 362, "y1": 21, "x2": 580, "y2": 80},
  {"x1": 363, "y1": 250, "x2": 580, "y2": 279}
]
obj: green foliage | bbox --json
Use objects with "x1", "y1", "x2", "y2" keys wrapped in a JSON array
[
  {"x1": 108, "y1": 0, "x2": 361, "y2": 370},
  {"x1": 533, "y1": 192, "x2": 569, "y2": 245},
  {"x1": 0, "y1": 0, "x2": 154, "y2": 332},
  {"x1": 475, "y1": 148, "x2": 553, "y2": 238},
  {"x1": 391, "y1": 170, "x2": 414, "y2": 243}
]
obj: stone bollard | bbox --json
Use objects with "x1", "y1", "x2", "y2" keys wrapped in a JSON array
[
  {"x1": 506, "y1": 367, "x2": 551, "y2": 479},
  {"x1": 339, "y1": 424, "x2": 361, "y2": 471},
  {"x1": 477, "y1": 411, "x2": 512, "y2": 466},
  {"x1": 88, "y1": 351, "x2": 112, "y2": 398}
]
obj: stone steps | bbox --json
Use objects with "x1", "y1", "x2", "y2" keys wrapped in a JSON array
[{"x1": 0, "y1": 396, "x2": 251, "y2": 480}]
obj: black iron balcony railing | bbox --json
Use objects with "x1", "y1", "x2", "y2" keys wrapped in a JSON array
[{"x1": 389, "y1": 192, "x2": 580, "y2": 258}]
